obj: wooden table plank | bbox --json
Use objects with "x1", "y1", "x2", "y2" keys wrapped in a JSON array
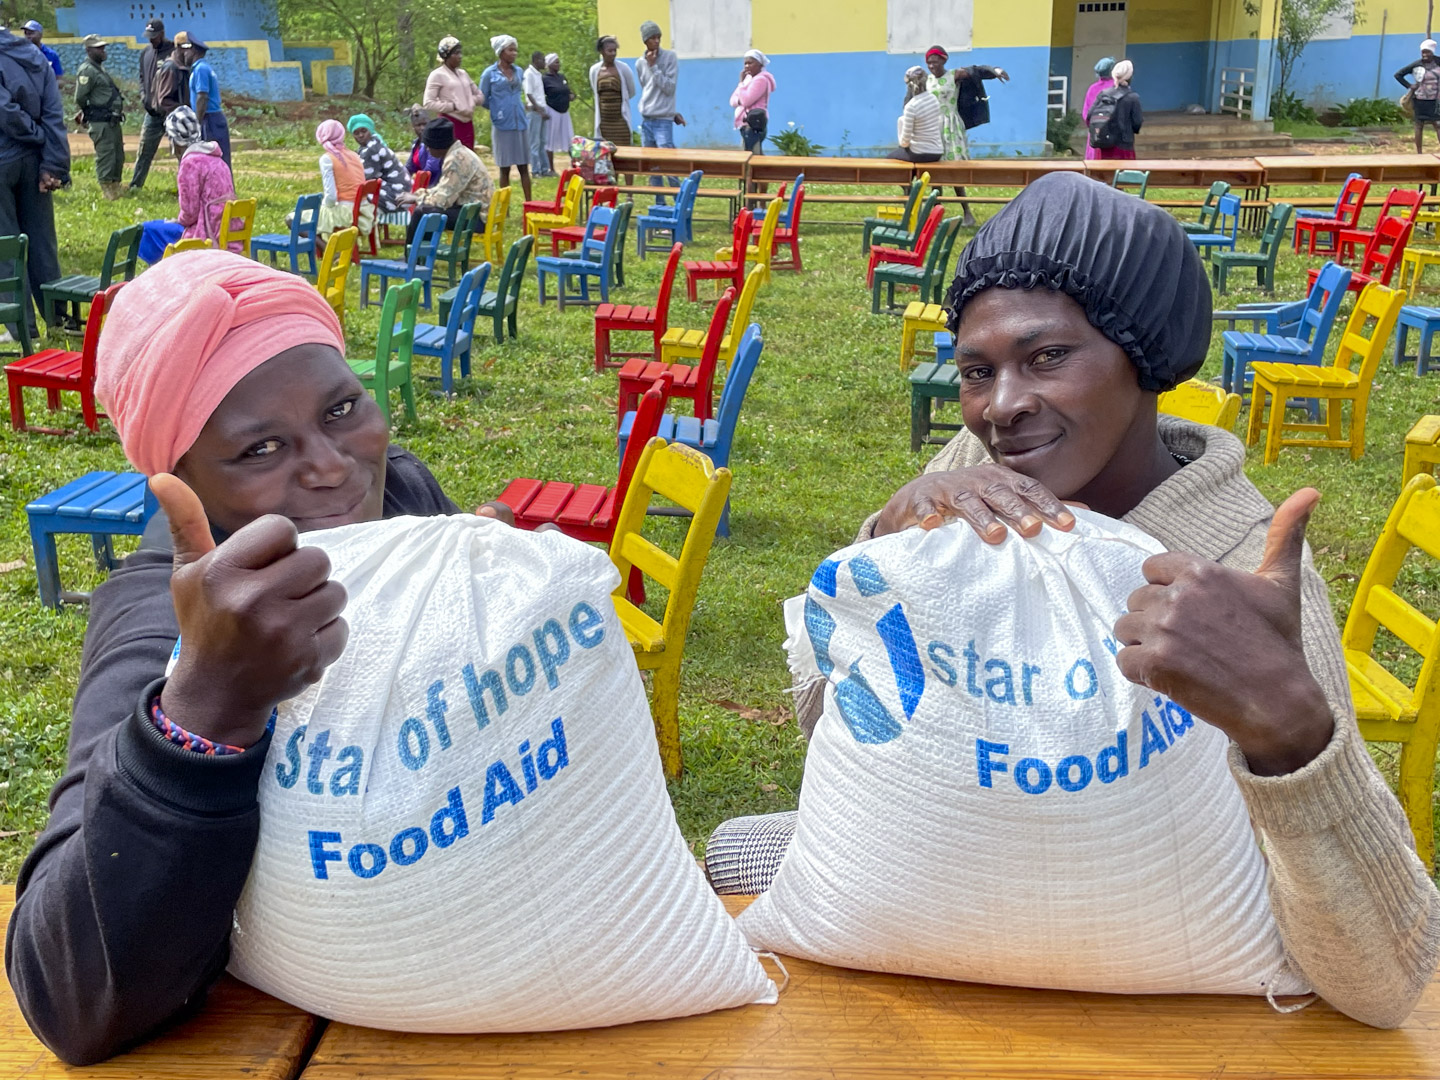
[
  {"x1": 0, "y1": 885, "x2": 319, "y2": 1078},
  {"x1": 1258, "y1": 154, "x2": 1440, "y2": 187},
  {"x1": 611, "y1": 146, "x2": 752, "y2": 182},
  {"x1": 299, "y1": 895, "x2": 1440, "y2": 1080},
  {"x1": 747, "y1": 154, "x2": 913, "y2": 186},
  {"x1": 925, "y1": 159, "x2": 1086, "y2": 187},
  {"x1": 1084, "y1": 158, "x2": 1266, "y2": 189}
]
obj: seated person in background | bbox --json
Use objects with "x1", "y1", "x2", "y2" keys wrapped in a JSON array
[
  {"x1": 705, "y1": 172, "x2": 1440, "y2": 1030},
  {"x1": 407, "y1": 104, "x2": 444, "y2": 183},
  {"x1": 891, "y1": 64, "x2": 942, "y2": 166},
  {"x1": 3, "y1": 250, "x2": 516, "y2": 1065},
  {"x1": 314, "y1": 118, "x2": 372, "y2": 249},
  {"x1": 136, "y1": 106, "x2": 239, "y2": 263},
  {"x1": 347, "y1": 112, "x2": 410, "y2": 213},
  {"x1": 397, "y1": 118, "x2": 493, "y2": 243}
]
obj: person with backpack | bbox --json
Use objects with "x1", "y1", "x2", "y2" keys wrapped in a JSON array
[
  {"x1": 1086, "y1": 59, "x2": 1142, "y2": 160},
  {"x1": 1081, "y1": 56, "x2": 1116, "y2": 159}
]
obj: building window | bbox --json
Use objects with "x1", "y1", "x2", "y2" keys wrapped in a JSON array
[
  {"x1": 670, "y1": 0, "x2": 752, "y2": 59},
  {"x1": 888, "y1": 0, "x2": 973, "y2": 55}
]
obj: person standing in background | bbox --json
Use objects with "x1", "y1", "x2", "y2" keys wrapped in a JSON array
[
  {"x1": 478, "y1": 35, "x2": 533, "y2": 201},
  {"x1": 129, "y1": 20, "x2": 173, "y2": 191},
  {"x1": 731, "y1": 49, "x2": 774, "y2": 192},
  {"x1": 21, "y1": 23, "x2": 60, "y2": 77},
  {"x1": 589, "y1": 36, "x2": 636, "y2": 185},
  {"x1": 424, "y1": 37, "x2": 480, "y2": 149},
  {"x1": 636, "y1": 19, "x2": 684, "y2": 204},
  {"x1": 74, "y1": 35, "x2": 125, "y2": 200},
  {"x1": 1089, "y1": 59, "x2": 1142, "y2": 160},
  {"x1": 541, "y1": 54, "x2": 575, "y2": 176},
  {"x1": 1395, "y1": 39, "x2": 1440, "y2": 153},
  {"x1": 152, "y1": 31, "x2": 189, "y2": 138},
  {"x1": 1081, "y1": 56, "x2": 1115, "y2": 159},
  {"x1": 523, "y1": 50, "x2": 550, "y2": 177},
  {"x1": 175, "y1": 34, "x2": 230, "y2": 169}
]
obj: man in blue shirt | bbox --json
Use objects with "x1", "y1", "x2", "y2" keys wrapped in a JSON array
[
  {"x1": 175, "y1": 31, "x2": 229, "y2": 167},
  {"x1": 21, "y1": 22, "x2": 62, "y2": 78}
]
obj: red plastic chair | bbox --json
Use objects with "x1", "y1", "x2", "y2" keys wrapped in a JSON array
[
  {"x1": 523, "y1": 167, "x2": 578, "y2": 232},
  {"x1": 615, "y1": 286, "x2": 733, "y2": 425},
  {"x1": 6, "y1": 282, "x2": 121, "y2": 434},
  {"x1": 551, "y1": 186, "x2": 616, "y2": 256},
  {"x1": 1337, "y1": 186, "x2": 1424, "y2": 265},
  {"x1": 866, "y1": 206, "x2": 944, "y2": 286},
  {"x1": 1293, "y1": 175, "x2": 1369, "y2": 256},
  {"x1": 1306, "y1": 214, "x2": 1411, "y2": 295},
  {"x1": 684, "y1": 208, "x2": 751, "y2": 301},
  {"x1": 594, "y1": 242, "x2": 683, "y2": 372},
  {"x1": 340, "y1": 178, "x2": 382, "y2": 258}
]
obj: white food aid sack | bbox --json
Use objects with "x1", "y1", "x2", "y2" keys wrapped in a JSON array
[
  {"x1": 742, "y1": 511, "x2": 1308, "y2": 998},
  {"x1": 227, "y1": 515, "x2": 776, "y2": 1030}
]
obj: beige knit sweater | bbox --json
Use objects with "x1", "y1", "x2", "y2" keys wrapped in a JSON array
[{"x1": 830, "y1": 417, "x2": 1440, "y2": 1027}]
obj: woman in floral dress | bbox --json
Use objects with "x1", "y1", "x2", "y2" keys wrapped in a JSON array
[{"x1": 925, "y1": 46, "x2": 974, "y2": 226}]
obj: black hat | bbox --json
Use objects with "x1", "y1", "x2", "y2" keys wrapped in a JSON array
[
  {"x1": 422, "y1": 118, "x2": 456, "y2": 152},
  {"x1": 145, "y1": 19, "x2": 165, "y2": 35},
  {"x1": 946, "y1": 172, "x2": 1213, "y2": 393}
]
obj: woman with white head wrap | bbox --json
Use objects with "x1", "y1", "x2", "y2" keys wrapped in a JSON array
[
  {"x1": 1395, "y1": 38, "x2": 1440, "y2": 152},
  {"x1": 891, "y1": 65, "x2": 943, "y2": 166},
  {"x1": 731, "y1": 48, "x2": 776, "y2": 154},
  {"x1": 542, "y1": 52, "x2": 577, "y2": 162},
  {"x1": 423, "y1": 35, "x2": 481, "y2": 149},
  {"x1": 478, "y1": 32, "x2": 534, "y2": 199}
]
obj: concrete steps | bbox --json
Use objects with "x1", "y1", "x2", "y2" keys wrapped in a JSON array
[{"x1": 1070, "y1": 112, "x2": 1304, "y2": 158}]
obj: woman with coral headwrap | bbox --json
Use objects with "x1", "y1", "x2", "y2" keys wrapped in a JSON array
[
  {"x1": 4, "y1": 251, "x2": 515, "y2": 1066},
  {"x1": 314, "y1": 118, "x2": 370, "y2": 247}
]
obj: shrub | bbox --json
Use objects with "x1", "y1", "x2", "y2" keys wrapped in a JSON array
[
  {"x1": 1046, "y1": 109, "x2": 1082, "y2": 155},
  {"x1": 768, "y1": 123, "x2": 825, "y2": 156},
  {"x1": 1334, "y1": 96, "x2": 1408, "y2": 126},
  {"x1": 1271, "y1": 90, "x2": 1319, "y2": 123}
]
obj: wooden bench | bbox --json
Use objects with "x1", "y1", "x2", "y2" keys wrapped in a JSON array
[{"x1": 0, "y1": 885, "x2": 319, "y2": 1077}]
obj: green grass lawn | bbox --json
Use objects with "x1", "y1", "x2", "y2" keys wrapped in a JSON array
[{"x1": 0, "y1": 139, "x2": 1437, "y2": 880}]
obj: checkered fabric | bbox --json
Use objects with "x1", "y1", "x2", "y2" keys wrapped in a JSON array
[{"x1": 704, "y1": 811, "x2": 796, "y2": 895}]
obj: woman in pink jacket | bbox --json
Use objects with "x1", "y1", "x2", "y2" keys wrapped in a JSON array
[
  {"x1": 137, "y1": 106, "x2": 240, "y2": 263},
  {"x1": 1081, "y1": 56, "x2": 1115, "y2": 159},
  {"x1": 730, "y1": 49, "x2": 775, "y2": 154}
]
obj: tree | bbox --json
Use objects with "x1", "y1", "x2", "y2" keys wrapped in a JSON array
[{"x1": 1272, "y1": 0, "x2": 1364, "y2": 106}]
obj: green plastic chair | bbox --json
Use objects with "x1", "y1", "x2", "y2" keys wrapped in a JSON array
[
  {"x1": 862, "y1": 177, "x2": 922, "y2": 254},
  {"x1": 1181, "y1": 181, "x2": 1231, "y2": 235},
  {"x1": 1112, "y1": 169, "x2": 1151, "y2": 199},
  {"x1": 450, "y1": 233, "x2": 532, "y2": 343},
  {"x1": 348, "y1": 277, "x2": 421, "y2": 425},
  {"x1": 40, "y1": 223, "x2": 142, "y2": 331},
  {"x1": 870, "y1": 190, "x2": 939, "y2": 253},
  {"x1": 434, "y1": 201, "x2": 485, "y2": 288},
  {"x1": 873, "y1": 216, "x2": 963, "y2": 315},
  {"x1": 0, "y1": 234, "x2": 34, "y2": 356},
  {"x1": 1212, "y1": 202, "x2": 1294, "y2": 295}
]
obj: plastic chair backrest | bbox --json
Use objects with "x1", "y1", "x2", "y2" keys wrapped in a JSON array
[
  {"x1": 755, "y1": 197, "x2": 783, "y2": 270},
  {"x1": 549, "y1": 168, "x2": 579, "y2": 213},
  {"x1": 217, "y1": 199, "x2": 256, "y2": 254},
  {"x1": 1113, "y1": 169, "x2": 1150, "y2": 197},
  {"x1": 581, "y1": 203, "x2": 616, "y2": 248},
  {"x1": 676, "y1": 171, "x2": 702, "y2": 222},
  {"x1": 0, "y1": 233, "x2": 27, "y2": 311},
  {"x1": 443, "y1": 262, "x2": 490, "y2": 348},
  {"x1": 406, "y1": 212, "x2": 445, "y2": 272},
  {"x1": 1375, "y1": 185, "x2": 1426, "y2": 225},
  {"x1": 1335, "y1": 175, "x2": 1371, "y2": 227},
  {"x1": 615, "y1": 373, "x2": 673, "y2": 511},
  {"x1": 501, "y1": 233, "x2": 534, "y2": 302},
  {"x1": 1331, "y1": 172, "x2": 1362, "y2": 215},
  {"x1": 292, "y1": 192, "x2": 322, "y2": 242},
  {"x1": 1211, "y1": 194, "x2": 1241, "y2": 239},
  {"x1": 1196, "y1": 180, "x2": 1230, "y2": 226},
  {"x1": 729, "y1": 207, "x2": 754, "y2": 263},
  {"x1": 482, "y1": 186, "x2": 511, "y2": 255},
  {"x1": 693, "y1": 287, "x2": 737, "y2": 406},
  {"x1": 912, "y1": 206, "x2": 945, "y2": 256},
  {"x1": 726, "y1": 266, "x2": 764, "y2": 347},
  {"x1": 908, "y1": 172, "x2": 932, "y2": 231},
  {"x1": 1158, "y1": 379, "x2": 1241, "y2": 430},
  {"x1": 411, "y1": 170, "x2": 432, "y2": 191},
  {"x1": 352, "y1": 179, "x2": 382, "y2": 249},
  {"x1": 653, "y1": 243, "x2": 684, "y2": 327},
  {"x1": 1259, "y1": 202, "x2": 1293, "y2": 254},
  {"x1": 453, "y1": 201, "x2": 484, "y2": 248},
  {"x1": 77, "y1": 281, "x2": 123, "y2": 390},
  {"x1": 387, "y1": 278, "x2": 422, "y2": 367},
  {"x1": 114, "y1": 223, "x2": 144, "y2": 282},
  {"x1": 1333, "y1": 282, "x2": 1405, "y2": 385},
  {"x1": 1360, "y1": 215, "x2": 1412, "y2": 283},
  {"x1": 890, "y1": 176, "x2": 922, "y2": 230},
  {"x1": 561, "y1": 173, "x2": 585, "y2": 225},
  {"x1": 1297, "y1": 261, "x2": 1352, "y2": 356},
  {"x1": 592, "y1": 186, "x2": 618, "y2": 210},
  {"x1": 317, "y1": 227, "x2": 357, "y2": 318},
  {"x1": 781, "y1": 174, "x2": 804, "y2": 227},
  {"x1": 712, "y1": 324, "x2": 763, "y2": 466}
]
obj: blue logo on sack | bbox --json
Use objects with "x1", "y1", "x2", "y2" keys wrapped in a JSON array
[{"x1": 805, "y1": 554, "x2": 924, "y2": 744}]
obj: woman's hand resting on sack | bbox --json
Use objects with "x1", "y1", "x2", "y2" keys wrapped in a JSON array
[{"x1": 875, "y1": 467, "x2": 1335, "y2": 776}]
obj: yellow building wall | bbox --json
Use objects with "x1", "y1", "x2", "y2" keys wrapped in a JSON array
[{"x1": 1052, "y1": 0, "x2": 1429, "y2": 48}]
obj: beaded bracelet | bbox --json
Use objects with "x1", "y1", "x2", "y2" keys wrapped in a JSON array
[{"x1": 148, "y1": 694, "x2": 247, "y2": 757}]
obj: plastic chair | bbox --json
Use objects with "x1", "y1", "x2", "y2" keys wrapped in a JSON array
[
  {"x1": 534, "y1": 202, "x2": 631, "y2": 311},
  {"x1": 316, "y1": 227, "x2": 357, "y2": 322},
  {"x1": 637, "y1": 170, "x2": 701, "y2": 256},
  {"x1": 359, "y1": 212, "x2": 444, "y2": 309},
  {"x1": 873, "y1": 215, "x2": 962, "y2": 315},
  {"x1": 864, "y1": 172, "x2": 927, "y2": 252},
  {"x1": 349, "y1": 178, "x2": 382, "y2": 257},
  {"x1": 1179, "y1": 181, "x2": 1231, "y2": 235},
  {"x1": 41, "y1": 223, "x2": 141, "y2": 330},
  {"x1": 25, "y1": 471, "x2": 157, "y2": 608},
  {"x1": 1246, "y1": 282, "x2": 1404, "y2": 465},
  {"x1": 1187, "y1": 194, "x2": 1241, "y2": 258},
  {"x1": 766, "y1": 178, "x2": 805, "y2": 271},
  {"x1": 1393, "y1": 304, "x2": 1440, "y2": 374},
  {"x1": 1220, "y1": 260, "x2": 1352, "y2": 397},
  {"x1": 595, "y1": 241, "x2": 683, "y2": 371},
  {"x1": 869, "y1": 189, "x2": 939, "y2": 253},
  {"x1": 522, "y1": 167, "x2": 577, "y2": 232},
  {"x1": 898, "y1": 301, "x2": 948, "y2": 370},
  {"x1": 251, "y1": 193, "x2": 321, "y2": 276},
  {"x1": 1111, "y1": 169, "x2": 1151, "y2": 199},
  {"x1": 867, "y1": 206, "x2": 945, "y2": 287},
  {"x1": 619, "y1": 323, "x2": 762, "y2": 537},
  {"x1": 477, "y1": 186, "x2": 511, "y2": 266},
  {"x1": 473, "y1": 234, "x2": 534, "y2": 343},
  {"x1": 1213, "y1": 260, "x2": 1344, "y2": 337},
  {"x1": 525, "y1": 173, "x2": 584, "y2": 243},
  {"x1": 620, "y1": 287, "x2": 734, "y2": 424},
  {"x1": 0, "y1": 234, "x2": 33, "y2": 357},
  {"x1": 1294, "y1": 172, "x2": 1360, "y2": 224},
  {"x1": 1404, "y1": 416, "x2": 1440, "y2": 483},
  {"x1": 1157, "y1": 379, "x2": 1241, "y2": 430},
  {"x1": 1293, "y1": 175, "x2": 1369, "y2": 255},
  {"x1": 162, "y1": 237, "x2": 213, "y2": 258},
  {"x1": 432, "y1": 201, "x2": 485, "y2": 288},
  {"x1": 550, "y1": 186, "x2": 616, "y2": 256},
  {"x1": 216, "y1": 198, "x2": 257, "y2": 256},
  {"x1": 659, "y1": 262, "x2": 763, "y2": 370},
  {"x1": 606, "y1": 436, "x2": 734, "y2": 777},
  {"x1": 348, "y1": 277, "x2": 421, "y2": 425},
  {"x1": 6, "y1": 282, "x2": 121, "y2": 433},
  {"x1": 411, "y1": 262, "x2": 488, "y2": 395},
  {"x1": 1337, "y1": 186, "x2": 1425, "y2": 265},
  {"x1": 684, "y1": 208, "x2": 751, "y2": 301},
  {"x1": 1310, "y1": 214, "x2": 1411, "y2": 296},
  {"x1": 1342, "y1": 472, "x2": 1440, "y2": 873},
  {"x1": 1212, "y1": 203, "x2": 1292, "y2": 294},
  {"x1": 380, "y1": 170, "x2": 430, "y2": 246},
  {"x1": 724, "y1": 196, "x2": 781, "y2": 285}
]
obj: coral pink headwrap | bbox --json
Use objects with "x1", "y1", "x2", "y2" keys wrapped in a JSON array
[{"x1": 95, "y1": 249, "x2": 347, "y2": 476}]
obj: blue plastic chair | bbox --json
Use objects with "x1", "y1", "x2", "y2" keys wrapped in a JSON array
[
  {"x1": 359, "y1": 212, "x2": 445, "y2": 310},
  {"x1": 535, "y1": 202, "x2": 631, "y2": 310},
  {"x1": 408, "y1": 262, "x2": 489, "y2": 395},
  {"x1": 250, "y1": 193, "x2": 321, "y2": 276},
  {"x1": 1220, "y1": 260, "x2": 1351, "y2": 402},
  {"x1": 636, "y1": 171, "x2": 701, "y2": 257},
  {"x1": 1393, "y1": 305, "x2": 1440, "y2": 375},
  {"x1": 778, "y1": 173, "x2": 804, "y2": 228},
  {"x1": 617, "y1": 324, "x2": 762, "y2": 537},
  {"x1": 26, "y1": 471, "x2": 158, "y2": 608},
  {"x1": 1188, "y1": 194, "x2": 1240, "y2": 258}
]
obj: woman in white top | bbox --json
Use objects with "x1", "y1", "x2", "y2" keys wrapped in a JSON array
[{"x1": 893, "y1": 65, "x2": 944, "y2": 164}]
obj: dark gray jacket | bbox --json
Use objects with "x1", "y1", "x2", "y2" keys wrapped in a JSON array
[{"x1": 0, "y1": 34, "x2": 69, "y2": 181}]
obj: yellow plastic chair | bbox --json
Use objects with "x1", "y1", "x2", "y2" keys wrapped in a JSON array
[
  {"x1": 1404, "y1": 415, "x2": 1440, "y2": 484},
  {"x1": 525, "y1": 173, "x2": 584, "y2": 242},
  {"x1": 717, "y1": 196, "x2": 781, "y2": 284},
  {"x1": 1397, "y1": 244, "x2": 1440, "y2": 301},
  {"x1": 878, "y1": 170, "x2": 931, "y2": 226},
  {"x1": 608, "y1": 437, "x2": 733, "y2": 778},
  {"x1": 660, "y1": 263, "x2": 764, "y2": 367},
  {"x1": 1342, "y1": 472, "x2": 1440, "y2": 873},
  {"x1": 900, "y1": 300, "x2": 949, "y2": 370},
  {"x1": 1158, "y1": 379, "x2": 1242, "y2": 430},
  {"x1": 216, "y1": 198, "x2": 257, "y2": 256},
  {"x1": 1246, "y1": 282, "x2": 1404, "y2": 466},
  {"x1": 477, "y1": 186, "x2": 510, "y2": 267},
  {"x1": 316, "y1": 226, "x2": 357, "y2": 323},
  {"x1": 161, "y1": 237, "x2": 213, "y2": 258}
]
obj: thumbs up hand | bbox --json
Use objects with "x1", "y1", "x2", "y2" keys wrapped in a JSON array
[
  {"x1": 150, "y1": 473, "x2": 350, "y2": 750},
  {"x1": 1113, "y1": 488, "x2": 1335, "y2": 776}
]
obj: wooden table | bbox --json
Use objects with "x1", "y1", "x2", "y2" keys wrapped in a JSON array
[
  {"x1": 0, "y1": 885, "x2": 319, "y2": 1078},
  {"x1": 747, "y1": 154, "x2": 915, "y2": 188},
  {"x1": 297, "y1": 895, "x2": 1440, "y2": 1080},
  {"x1": 1257, "y1": 154, "x2": 1440, "y2": 187},
  {"x1": 925, "y1": 158, "x2": 1085, "y2": 188},
  {"x1": 1084, "y1": 157, "x2": 1266, "y2": 190},
  {"x1": 610, "y1": 147, "x2": 752, "y2": 214}
]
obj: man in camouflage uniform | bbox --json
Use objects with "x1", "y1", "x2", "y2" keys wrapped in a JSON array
[{"x1": 74, "y1": 34, "x2": 124, "y2": 200}]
